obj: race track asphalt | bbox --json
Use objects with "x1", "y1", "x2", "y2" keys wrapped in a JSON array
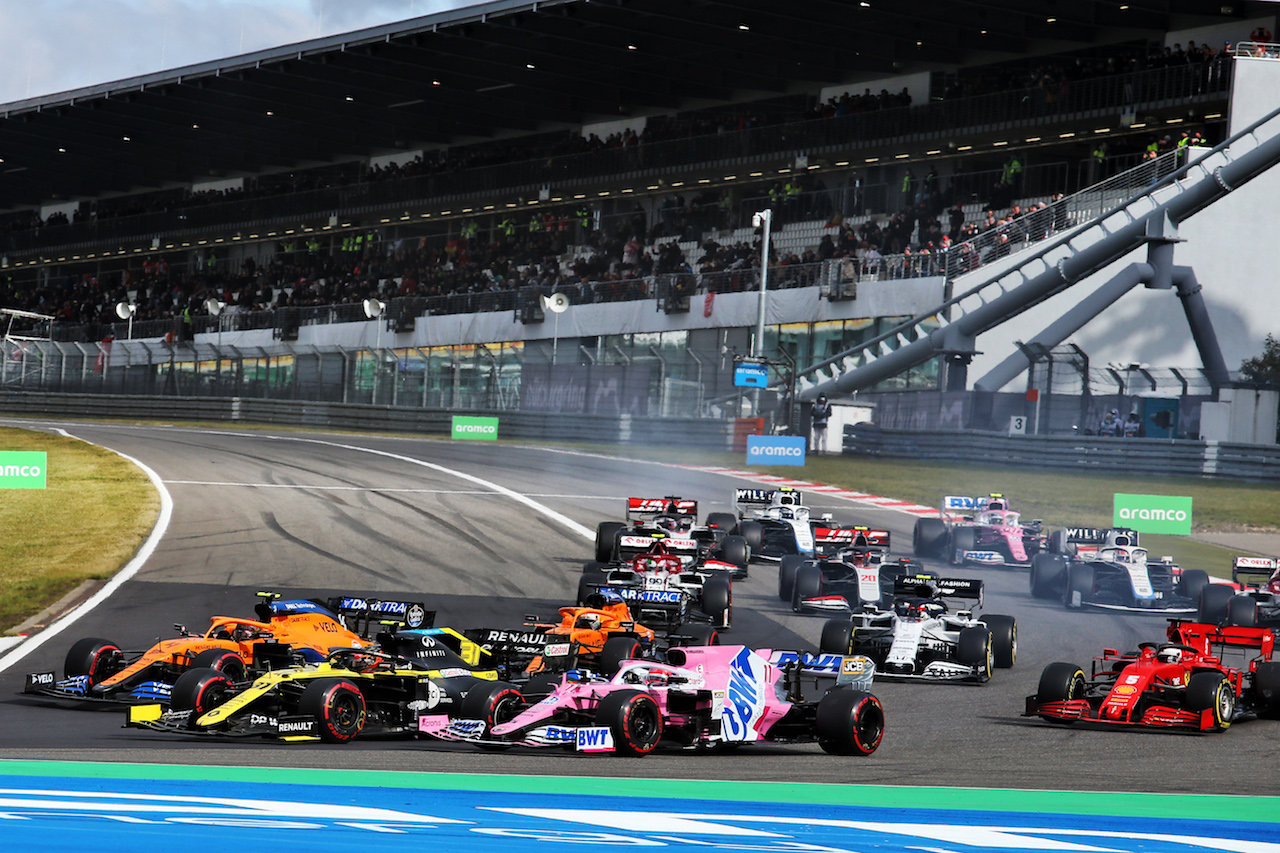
[{"x1": 2, "y1": 421, "x2": 1277, "y2": 794}]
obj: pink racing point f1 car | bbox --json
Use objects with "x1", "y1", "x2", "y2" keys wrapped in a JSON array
[{"x1": 418, "y1": 644, "x2": 884, "y2": 756}]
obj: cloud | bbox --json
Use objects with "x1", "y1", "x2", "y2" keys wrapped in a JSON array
[{"x1": 0, "y1": 0, "x2": 467, "y2": 103}]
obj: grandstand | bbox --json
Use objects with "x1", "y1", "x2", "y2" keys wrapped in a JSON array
[{"x1": 1, "y1": 0, "x2": 1277, "y2": 441}]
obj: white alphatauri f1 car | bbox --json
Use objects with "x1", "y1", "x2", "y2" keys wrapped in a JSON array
[{"x1": 817, "y1": 575, "x2": 1017, "y2": 683}]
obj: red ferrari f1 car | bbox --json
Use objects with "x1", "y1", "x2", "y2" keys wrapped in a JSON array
[{"x1": 1025, "y1": 616, "x2": 1279, "y2": 732}]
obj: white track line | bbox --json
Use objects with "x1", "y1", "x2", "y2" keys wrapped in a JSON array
[{"x1": 0, "y1": 429, "x2": 174, "y2": 672}]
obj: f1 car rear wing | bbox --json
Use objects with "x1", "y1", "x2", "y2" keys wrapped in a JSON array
[
  {"x1": 1060, "y1": 526, "x2": 1140, "y2": 549},
  {"x1": 734, "y1": 487, "x2": 804, "y2": 517},
  {"x1": 892, "y1": 575, "x2": 984, "y2": 604},
  {"x1": 326, "y1": 596, "x2": 434, "y2": 632},
  {"x1": 625, "y1": 496, "x2": 698, "y2": 523},
  {"x1": 615, "y1": 533, "x2": 699, "y2": 561},
  {"x1": 939, "y1": 494, "x2": 1011, "y2": 520},
  {"x1": 1232, "y1": 556, "x2": 1278, "y2": 588},
  {"x1": 463, "y1": 628, "x2": 557, "y2": 659},
  {"x1": 816, "y1": 526, "x2": 890, "y2": 548}
]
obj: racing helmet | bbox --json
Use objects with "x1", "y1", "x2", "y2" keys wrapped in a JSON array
[
  {"x1": 655, "y1": 515, "x2": 681, "y2": 533},
  {"x1": 575, "y1": 613, "x2": 603, "y2": 631},
  {"x1": 232, "y1": 624, "x2": 258, "y2": 642},
  {"x1": 1156, "y1": 646, "x2": 1182, "y2": 664}
]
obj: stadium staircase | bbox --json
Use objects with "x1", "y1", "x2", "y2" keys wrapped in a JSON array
[{"x1": 794, "y1": 103, "x2": 1280, "y2": 400}]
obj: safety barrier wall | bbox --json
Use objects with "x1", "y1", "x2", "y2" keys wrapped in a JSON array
[
  {"x1": 3, "y1": 391, "x2": 1275, "y2": 482},
  {"x1": 0, "y1": 391, "x2": 734, "y2": 450},
  {"x1": 841, "y1": 425, "x2": 1280, "y2": 483}
]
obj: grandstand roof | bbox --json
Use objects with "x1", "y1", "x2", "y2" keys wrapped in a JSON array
[{"x1": 0, "y1": 0, "x2": 1249, "y2": 209}]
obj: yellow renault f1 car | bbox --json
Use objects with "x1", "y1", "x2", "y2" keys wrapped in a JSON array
[{"x1": 125, "y1": 626, "x2": 520, "y2": 743}]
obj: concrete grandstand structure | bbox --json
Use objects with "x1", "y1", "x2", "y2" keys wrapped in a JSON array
[{"x1": 1, "y1": 0, "x2": 1278, "y2": 443}]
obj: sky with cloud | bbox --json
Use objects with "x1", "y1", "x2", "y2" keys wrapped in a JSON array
[{"x1": 0, "y1": 0, "x2": 473, "y2": 104}]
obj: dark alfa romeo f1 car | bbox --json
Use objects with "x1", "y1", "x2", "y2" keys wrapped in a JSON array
[
  {"x1": 1197, "y1": 557, "x2": 1280, "y2": 629},
  {"x1": 578, "y1": 548, "x2": 732, "y2": 629},
  {"x1": 1028, "y1": 529, "x2": 1208, "y2": 614},
  {"x1": 126, "y1": 625, "x2": 510, "y2": 743},
  {"x1": 777, "y1": 528, "x2": 923, "y2": 614},
  {"x1": 913, "y1": 494, "x2": 1048, "y2": 568},
  {"x1": 24, "y1": 593, "x2": 430, "y2": 705},
  {"x1": 1025, "y1": 616, "x2": 1279, "y2": 732},
  {"x1": 817, "y1": 574, "x2": 1017, "y2": 682},
  {"x1": 594, "y1": 496, "x2": 750, "y2": 577},
  {"x1": 733, "y1": 487, "x2": 861, "y2": 562},
  {"x1": 419, "y1": 644, "x2": 884, "y2": 756}
]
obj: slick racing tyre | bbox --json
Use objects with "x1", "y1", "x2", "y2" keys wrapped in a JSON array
[
  {"x1": 980, "y1": 615, "x2": 1017, "y2": 669},
  {"x1": 1179, "y1": 569, "x2": 1209, "y2": 604},
  {"x1": 815, "y1": 687, "x2": 884, "y2": 755},
  {"x1": 680, "y1": 624, "x2": 720, "y2": 646},
  {"x1": 577, "y1": 569, "x2": 607, "y2": 606},
  {"x1": 601, "y1": 636, "x2": 645, "y2": 675},
  {"x1": 1198, "y1": 584, "x2": 1235, "y2": 625},
  {"x1": 718, "y1": 535, "x2": 750, "y2": 573},
  {"x1": 912, "y1": 518, "x2": 948, "y2": 558},
  {"x1": 735, "y1": 520, "x2": 763, "y2": 551},
  {"x1": 1035, "y1": 662, "x2": 1086, "y2": 722},
  {"x1": 791, "y1": 563, "x2": 823, "y2": 612},
  {"x1": 778, "y1": 555, "x2": 806, "y2": 601},
  {"x1": 957, "y1": 627, "x2": 992, "y2": 680},
  {"x1": 1063, "y1": 563, "x2": 1094, "y2": 608},
  {"x1": 950, "y1": 527, "x2": 976, "y2": 564},
  {"x1": 460, "y1": 681, "x2": 525, "y2": 731},
  {"x1": 189, "y1": 648, "x2": 247, "y2": 682},
  {"x1": 299, "y1": 677, "x2": 367, "y2": 743},
  {"x1": 1185, "y1": 672, "x2": 1235, "y2": 732},
  {"x1": 170, "y1": 667, "x2": 233, "y2": 728},
  {"x1": 1227, "y1": 595, "x2": 1258, "y2": 627},
  {"x1": 705, "y1": 512, "x2": 738, "y2": 535},
  {"x1": 819, "y1": 620, "x2": 856, "y2": 656},
  {"x1": 1029, "y1": 554, "x2": 1066, "y2": 599},
  {"x1": 595, "y1": 689, "x2": 663, "y2": 756},
  {"x1": 595, "y1": 522, "x2": 625, "y2": 564},
  {"x1": 64, "y1": 637, "x2": 122, "y2": 687},
  {"x1": 1253, "y1": 662, "x2": 1280, "y2": 714},
  {"x1": 700, "y1": 575, "x2": 732, "y2": 628}
]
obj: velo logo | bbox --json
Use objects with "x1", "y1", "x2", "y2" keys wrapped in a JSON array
[
  {"x1": 1112, "y1": 493, "x2": 1193, "y2": 535},
  {"x1": 0, "y1": 452, "x2": 47, "y2": 489},
  {"x1": 451, "y1": 416, "x2": 499, "y2": 441},
  {"x1": 745, "y1": 435, "x2": 806, "y2": 466}
]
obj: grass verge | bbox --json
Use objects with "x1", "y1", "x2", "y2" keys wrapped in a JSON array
[{"x1": 0, "y1": 427, "x2": 159, "y2": 634}]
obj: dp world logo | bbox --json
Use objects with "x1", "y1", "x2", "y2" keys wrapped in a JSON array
[
  {"x1": 0, "y1": 452, "x2": 46, "y2": 489},
  {"x1": 451, "y1": 416, "x2": 499, "y2": 441},
  {"x1": 746, "y1": 435, "x2": 806, "y2": 467},
  {"x1": 1113, "y1": 493, "x2": 1192, "y2": 535}
]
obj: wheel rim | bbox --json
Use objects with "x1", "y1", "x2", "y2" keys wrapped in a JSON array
[
  {"x1": 332, "y1": 692, "x2": 361, "y2": 731},
  {"x1": 855, "y1": 700, "x2": 885, "y2": 752},
  {"x1": 1216, "y1": 682, "x2": 1235, "y2": 727},
  {"x1": 629, "y1": 699, "x2": 661, "y2": 747}
]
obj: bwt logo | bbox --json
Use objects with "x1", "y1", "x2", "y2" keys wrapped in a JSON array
[
  {"x1": 575, "y1": 726, "x2": 614, "y2": 752},
  {"x1": 745, "y1": 436, "x2": 807, "y2": 466}
]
